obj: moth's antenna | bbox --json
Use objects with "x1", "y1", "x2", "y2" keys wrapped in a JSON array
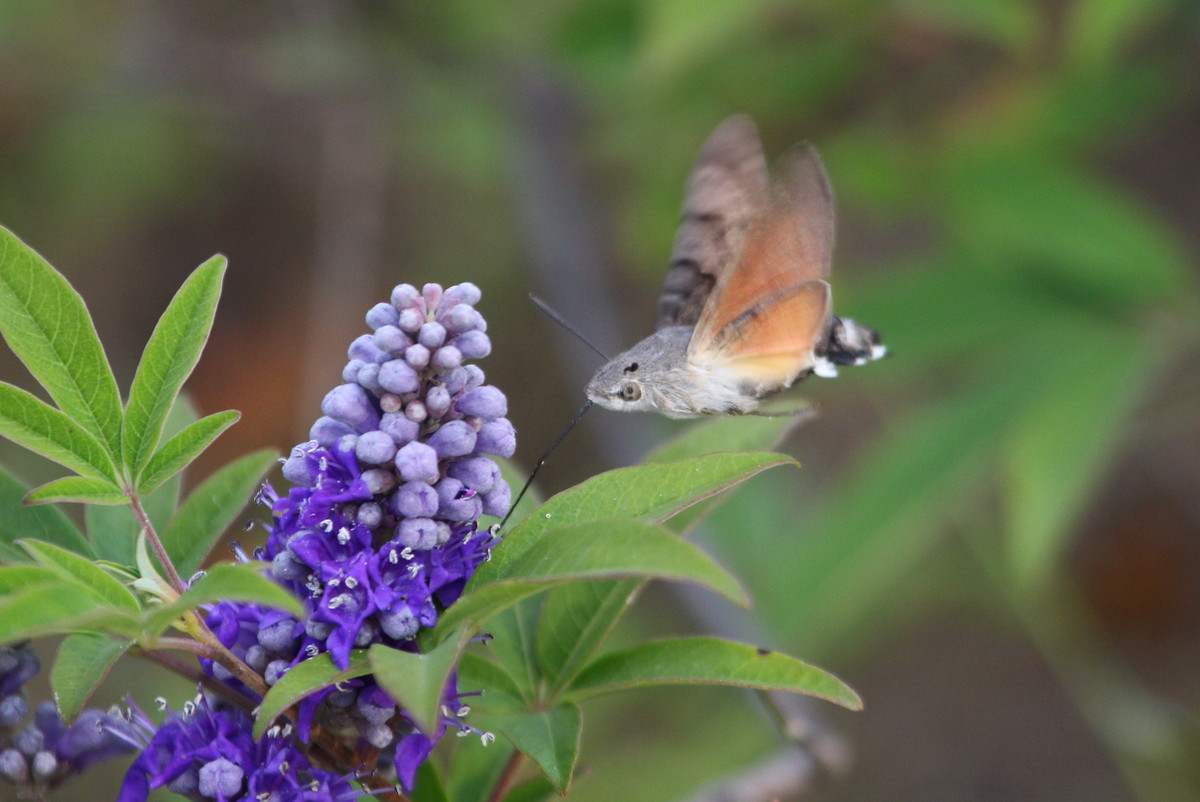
[
  {"x1": 498, "y1": 399, "x2": 594, "y2": 532},
  {"x1": 529, "y1": 295, "x2": 611, "y2": 361}
]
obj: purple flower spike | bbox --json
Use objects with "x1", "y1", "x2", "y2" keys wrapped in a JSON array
[{"x1": 321, "y1": 383, "x2": 380, "y2": 432}]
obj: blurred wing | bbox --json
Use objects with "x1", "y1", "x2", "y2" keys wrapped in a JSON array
[
  {"x1": 687, "y1": 143, "x2": 836, "y2": 389},
  {"x1": 654, "y1": 116, "x2": 770, "y2": 330}
]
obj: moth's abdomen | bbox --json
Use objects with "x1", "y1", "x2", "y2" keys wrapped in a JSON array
[{"x1": 813, "y1": 315, "x2": 886, "y2": 377}]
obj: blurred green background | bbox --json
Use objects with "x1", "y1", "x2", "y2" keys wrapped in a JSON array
[{"x1": 1, "y1": 1, "x2": 1198, "y2": 800}]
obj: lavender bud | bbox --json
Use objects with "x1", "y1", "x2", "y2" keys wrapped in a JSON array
[
  {"x1": 281, "y1": 452, "x2": 312, "y2": 484},
  {"x1": 456, "y1": 386, "x2": 507, "y2": 419},
  {"x1": 322, "y1": 384, "x2": 380, "y2": 432},
  {"x1": 404, "y1": 343, "x2": 431, "y2": 369},
  {"x1": 365, "y1": 301, "x2": 400, "y2": 330},
  {"x1": 354, "y1": 620, "x2": 377, "y2": 647},
  {"x1": 482, "y1": 482, "x2": 512, "y2": 518},
  {"x1": 418, "y1": 321, "x2": 447, "y2": 350},
  {"x1": 244, "y1": 645, "x2": 268, "y2": 672},
  {"x1": 443, "y1": 282, "x2": 482, "y2": 306},
  {"x1": 365, "y1": 723, "x2": 394, "y2": 749},
  {"x1": 432, "y1": 345, "x2": 462, "y2": 370},
  {"x1": 342, "y1": 359, "x2": 365, "y2": 383},
  {"x1": 356, "y1": 431, "x2": 398, "y2": 465},
  {"x1": 0, "y1": 750, "x2": 28, "y2": 783},
  {"x1": 437, "y1": 479, "x2": 482, "y2": 522},
  {"x1": 455, "y1": 330, "x2": 491, "y2": 359},
  {"x1": 211, "y1": 661, "x2": 234, "y2": 682},
  {"x1": 397, "y1": 307, "x2": 424, "y2": 333},
  {"x1": 306, "y1": 620, "x2": 334, "y2": 640},
  {"x1": 271, "y1": 550, "x2": 307, "y2": 581},
  {"x1": 361, "y1": 468, "x2": 397, "y2": 495},
  {"x1": 463, "y1": 364, "x2": 486, "y2": 391},
  {"x1": 199, "y1": 758, "x2": 244, "y2": 798},
  {"x1": 310, "y1": 416, "x2": 354, "y2": 448},
  {"x1": 395, "y1": 442, "x2": 439, "y2": 483},
  {"x1": 476, "y1": 418, "x2": 516, "y2": 458},
  {"x1": 348, "y1": 334, "x2": 387, "y2": 364},
  {"x1": 443, "y1": 367, "x2": 469, "y2": 395},
  {"x1": 391, "y1": 482, "x2": 439, "y2": 519},
  {"x1": 357, "y1": 362, "x2": 381, "y2": 393},
  {"x1": 373, "y1": 325, "x2": 410, "y2": 354},
  {"x1": 258, "y1": 619, "x2": 298, "y2": 654},
  {"x1": 428, "y1": 420, "x2": 476, "y2": 458},
  {"x1": 396, "y1": 518, "x2": 442, "y2": 550},
  {"x1": 264, "y1": 660, "x2": 290, "y2": 685},
  {"x1": 406, "y1": 400, "x2": 428, "y2": 423},
  {"x1": 379, "y1": 412, "x2": 419, "y2": 446},
  {"x1": 379, "y1": 608, "x2": 419, "y2": 640},
  {"x1": 167, "y1": 767, "x2": 200, "y2": 797},
  {"x1": 15, "y1": 726, "x2": 43, "y2": 756},
  {"x1": 357, "y1": 502, "x2": 383, "y2": 529},
  {"x1": 0, "y1": 695, "x2": 28, "y2": 727},
  {"x1": 391, "y1": 283, "x2": 420, "y2": 309},
  {"x1": 357, "y1": 695, "x2": 395, "y2": 725},
  {"x1": 441, "y1": 303, "x2": 478, "y2": 333},
  {"x1": 448, "y1": 457, "x2": 500, "y2": 494},
  {"x1": 422, "y1": 283, "x2": 444, "y2": 310},
  {"x1": 379, "y1": 360, "x2": 419, "y2": 395},
  {"x1": 31, "y1": 751, "x2": 56, "y2": 781},
  {"x1": 425, "y1": 386, "x2": 451, "y2": 418}
]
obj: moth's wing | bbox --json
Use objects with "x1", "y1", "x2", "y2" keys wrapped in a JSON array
[
  {"x1": 654, "y1": 116, "x2": 770, "y2": 331},
  {"x1": 686, "y1": 143, "x2": 836, "y2": 389}
]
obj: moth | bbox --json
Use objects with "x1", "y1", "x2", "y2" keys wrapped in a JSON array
[{"x1": 586, "y1": 116, "x2": 885, "y2": 418}]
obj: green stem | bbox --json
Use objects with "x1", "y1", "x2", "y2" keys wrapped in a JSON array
[{"x1": 128, "y1": 492, "x2": 187, "y2": 594}]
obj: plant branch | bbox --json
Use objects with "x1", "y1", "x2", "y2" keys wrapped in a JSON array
[
  {"x1": 128, "y1": 492, "x2": 187, "y2": 594},
  {"x1": 486, "y1": 750, "x2": 524, "y2": 802},
  {"x1": 132, "y1": 647, "x2": 258, "y2": 713}
]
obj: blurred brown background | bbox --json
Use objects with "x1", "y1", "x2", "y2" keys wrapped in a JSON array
[{"x1": 1, "y1": 2, "x2": 1198, "y2": 800}]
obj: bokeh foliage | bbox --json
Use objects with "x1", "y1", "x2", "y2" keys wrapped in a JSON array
[{"x1": 1, "y1": 1, "x2": 1197, "y2": 800}]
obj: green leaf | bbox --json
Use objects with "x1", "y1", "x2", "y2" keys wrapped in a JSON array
[
  {"x1": 0, "y1": 226, "x2": 123, "y2": 455},
  {"x1": 88, "y1": 398, "x2": 196, "y2": 566},
  {"x1": 532, "y1": 420, "x2": 810, "y2": 689},
  {"x1": 0, "y1": 383, "x2": 118, "y2": 481},
  {"x1": 436, "y1": 519, "x2": 747, "y2": 641},
  {"x1": 568, "y1": 637, "x2": 862, "y2": 711},
  {"x1": 457, "y1": 652, "x2": 530, "y2": 709},
  {"x1": 145, "y1": 562, "x2": 303, "y2": 635},
  {"x1": 137, "y1": 411, "x2": 240, "y2": 495},
  {"x1": 535, "y1": 579, "x2": 638, "y2": 690},
  {"x1": 472, "y1": 704, "x2": 581, "y2": 792},
  {"x1": 123, "y1": 256, "x2": 226, "y2": 475},
  {"x1": 52, "y1": 633, "x2": 130, "y2": 722},
  {"x1": 254, "y1": 650, "x2": 372, "y2": 738},
  {"x1": 0, "y1": 581, "x2": 137, "y2": 642},
  {"x1": 409, "y1": 761, "x2": 451, "y2": 802},
  {"x1": 19, "y1": 539, "x2": 140, "y2": 614},
  {"x1": 161, "y1": 448, "x2": 278, "y2": 577},
  {"x1": 476, "y1": 452, "x2": 798, "y2": 584},
  {"x1": 501, "y1": 777, "x2": 557, "y2": 802},
  {"x1": 1005, "y1": 328, "x2": 1153, "y2": 588},
  {"x1": 369, "y1": 629, "x2": 470, "y2": 736},
  {"x1": 0, "y1": 564, "x2": 63, "y2": 593},
  {"x1": 449, "y1": 739, "x2": 516, "y2": 802},
  {"x1": 480, "y1": 601, "x2": 541, "y2": 699},
  {"x1": 25, "y1": 476, "x2": 126, "y2": 505},
  {"x1": 0, "y1": 466, "x2": 93, "y2": 561}
]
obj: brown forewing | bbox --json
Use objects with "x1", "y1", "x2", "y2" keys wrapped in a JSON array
[
  {"x1": 686, "y1": 143, "x2": 836, "y2": 377},
  {"x1": 654, "y1": 116, "x2": 770, "y2": 330}
]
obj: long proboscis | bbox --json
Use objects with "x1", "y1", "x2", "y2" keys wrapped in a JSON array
[
  {"x1": 529, "y1": 294, "x2": 611, "y2": 361},
  {"x1": 497, "y1": 399, "x2": 594, "y2": 532}
]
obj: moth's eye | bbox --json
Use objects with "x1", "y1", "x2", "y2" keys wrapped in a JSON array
[
  {"x1": 620, "y1": 383, "x2": 641, "y2": 402},
  {"x1": 623, "y1": 362, "x2": 639, "y2": 374}
]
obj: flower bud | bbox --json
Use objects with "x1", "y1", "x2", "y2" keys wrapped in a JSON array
[
  {"x1": 476, "y1": 418, "x2": 516, "y2": 458},
  {"x1": 310, "y1": 416, "x2": 354, "y2": 448},
  {"x1": 455, "y1": 330, "x2": 491, "y2": 359},
  {"x1": 379, "y1": 360, "x2": 419, "y2": 395},
  {"x1": 379, "y1": 412, "x2": 419, "y2": 446},
  {"x1": 395, "y1": 442, "x2": 439, "y2": 483},
  {"x1": 391, "y1": 283, "x2": 420, "y2": 309},
  {"x1": 448, "y1": 458, "x2": 500, "y2": 494},
  {"x1": 391, "y1": 482, "x2": 439, "y2": 519},
  {"x1": 432, "y1": 345, "x2": 462, "y2": 370},
  {"x1": 356, "y1": 431, "x2": 397, "y2": 465},
  {"x1": 404, "y1": 343, "x2": 430, "y2": 369},
  {"x1": 427, "y1": 420, "x2": 476, "y2": 458},
  {"x1": 396, "y1": 518, "x2": 441, "y2": 550},
  {"x1": 322, "y1": 384, "x2": 380, "y2": 431},
  {"x1": 456, "y1": 386, "x2": 507, "y2": 419},
  {"x1": 418, "y1": 321, "x2": 446, "y2": 349},
  {"x1": 365, "y1": 301, "x2": 399, "y2": 330},
  {"x1": 373, "y1": 325, "x2": 409, "y2": 354}
]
